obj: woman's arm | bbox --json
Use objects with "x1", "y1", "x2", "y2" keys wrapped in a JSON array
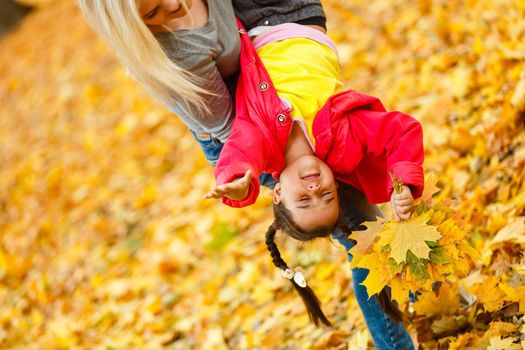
[{"x1": 167, "y1": 62, "x2": 236, "y2": 142}]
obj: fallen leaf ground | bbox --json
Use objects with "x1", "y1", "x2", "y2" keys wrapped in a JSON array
[{"x1": 0, "y1": 1, "x2": 524, "y2": 349}]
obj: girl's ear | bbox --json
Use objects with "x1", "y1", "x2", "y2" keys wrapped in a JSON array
[{"x1": 273, "y1": 182, "x2": 282, "y2": 204}]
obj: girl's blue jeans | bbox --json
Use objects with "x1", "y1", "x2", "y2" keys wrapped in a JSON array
[
  {"x1": 332, "y1": 231, "x2": 414, "y2": 350},
  {"x1": 192, "y1": 131, "x2": 414, "y2": 350}
]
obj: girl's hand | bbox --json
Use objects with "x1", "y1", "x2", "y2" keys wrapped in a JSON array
[
  {"x1": 390, "y1": 185, "x2": 414, "y2": 221},
  {"x1": 204, "y1": 170, "x2": 252, "y2": 201}
]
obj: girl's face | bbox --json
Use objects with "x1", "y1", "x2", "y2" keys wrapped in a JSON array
[
  {"x1": 273, "y1": 155, "x2": 339, "y2": 231},
  {"x1": 137, "y1": 0, "x2": 192, "y2": 29}
]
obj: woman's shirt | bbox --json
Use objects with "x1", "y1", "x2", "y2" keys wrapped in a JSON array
[
  {"x1": 233, "y1": 0, "x2": 326, "y2": 29},
  {"x1": 156, "y1": 1, "x2": 240, "y2": 142}
]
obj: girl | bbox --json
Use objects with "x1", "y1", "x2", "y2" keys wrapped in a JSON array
[
  {"x1": 204, "y1": 18, "x2": 423, "y2": 339},
  {"x1": 76, "y1": 1, "x2": 417, "y2": 348}
]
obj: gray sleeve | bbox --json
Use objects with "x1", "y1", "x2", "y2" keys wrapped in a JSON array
[
  {"x1": 167, "y1": 61, "x2": 235, "y2": 142},
  {"x1": 156, "y1": 0, "x2": 240, "y2": 142}
]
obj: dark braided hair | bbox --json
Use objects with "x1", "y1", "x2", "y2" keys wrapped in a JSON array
[
  {"x1": 265, "y1": 223, "x2": 331, "y2": 327},
  {"x1": 264, "y1": 183, "x2": 403, "y2": 327}
]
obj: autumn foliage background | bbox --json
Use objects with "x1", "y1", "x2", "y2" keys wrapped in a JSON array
[{"x1": 1, "y1": 0, "x2": 525, "y2": 349}]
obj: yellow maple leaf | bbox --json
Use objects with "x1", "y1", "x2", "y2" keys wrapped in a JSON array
[
  {"x1": 511, "y1": 74, "x2": 525, "y2": 108},
  {"x1": 487, "y1": 336, "x2": 521, "y2": 350},
  {"x1": 421, "y1": 173, "x2": 441, "y2": 207},
  {"x1": 489, "y1": 217, "x2": 525, "y2": 247},
  {"x1": 429, "y1": 209, "x2": 447, "y2": 226},
  {"x1": 383, "y1": 214, "x2": 442, "y2": 264},
  {"x1": 389, "y1": 278, "x2": 414, "y2": 306},
  {"x1": 428, "y1": 264, "x2": 445, "y2": 282},
  {"x1": 456, "y1": 240, "x2": 480, "y2": 261},
  {"x1": 447, "y1": 332, "x2": 481, "y2": 350},
  {"x1": 499, "y1": 284, "x2": 525, "y2": 313},
  {"x1": 361, "y1": 277, "x2": 386, "y2": 300},
  {"x1": 466, "y1": 277, "x2": 507, "y2": 312},
  {"x1": 357, "y1": 253, "x2": 389, "y2": 298},
  {"x1": 348, "y1": 217, "x2": 386, "y2": 255},
  {"x1": 413, "y1": 283, "x2": 459, "y2": 317},
  {"x1": 431, "y1": 315, "x2": 469, "y2": 336},
  {"x1": 437, "y1": 218, "x2": 467, "y2": 244}
]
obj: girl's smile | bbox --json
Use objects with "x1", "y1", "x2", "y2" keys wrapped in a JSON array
[{"x1": 274, "y1": 155, "x2": 339, "y2": 231}]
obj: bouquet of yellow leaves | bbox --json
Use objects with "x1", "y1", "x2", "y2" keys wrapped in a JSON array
[{"x1": 349, "y1": 174, "x2": 481, "y2": 306}]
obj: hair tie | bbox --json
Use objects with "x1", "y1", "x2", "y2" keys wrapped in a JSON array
[{"x1": 281, "y1": 267, "x2": 307, "y2": 288}]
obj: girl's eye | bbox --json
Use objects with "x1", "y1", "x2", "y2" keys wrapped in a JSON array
[
  {"x1": 145, "y1": 6, "x2": 159, "y2": 19},
  {"x1": 299, "y1": 197, "x2": 309, "y2": 202},
  {"x1": 322, "y1": 191, "x2": 331, "y2": 197}
]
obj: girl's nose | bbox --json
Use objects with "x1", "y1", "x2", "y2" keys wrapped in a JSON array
[{"x1": 307, "y1": 183, "x2": 320, "y2": 191}]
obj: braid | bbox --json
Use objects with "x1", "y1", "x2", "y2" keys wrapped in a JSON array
[
  {"x1": 264, "y1": 222, "x2": 332, "y2": 327},
  {"x1": 265, "y1": 223, "x2": 287, "y2": 270}
]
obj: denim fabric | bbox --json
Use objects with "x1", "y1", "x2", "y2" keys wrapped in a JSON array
[
  {"x1": 333, "y1": 183, "x2": 414, "y2": 350},
  {"x1": 258, "y1": 172, "x2": 277, "y2": 189},
  {"x1": 191, "y1": 130, "x2": 224, "y2": 165},
  {"x1": 191, "y1": 130, "x2": 277, "y2": 188},
  {"x1": 332, "y1": 232, "x2": 415, "y2": 350}
]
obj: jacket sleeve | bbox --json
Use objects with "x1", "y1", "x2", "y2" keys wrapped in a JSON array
[
  {"x1": 214, "y1": 118, "x2": 270, "y2": 208},
  {"x1": 350, "y1": 109, "x2": 425, "y2": 199}
]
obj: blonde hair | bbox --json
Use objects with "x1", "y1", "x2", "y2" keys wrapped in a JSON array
[{"x1": 76, "y1": 0, "x2": 208, "y2": 112}]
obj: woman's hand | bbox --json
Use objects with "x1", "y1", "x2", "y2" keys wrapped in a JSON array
[
  {"x1": 390, "y1": 185, "x2": 414, "y2": 221},
  {"x1": 204, "y1": 170, "x2": 252, "y2": 201}
]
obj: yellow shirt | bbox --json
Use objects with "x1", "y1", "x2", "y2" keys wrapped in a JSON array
[{"x1": 256, "y1": 37, "x2": 343, "y2": 141}]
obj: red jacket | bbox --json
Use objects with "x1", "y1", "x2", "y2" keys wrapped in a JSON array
[{"x1": 215, "y1": 21, "x2": 424, "y2": 207}]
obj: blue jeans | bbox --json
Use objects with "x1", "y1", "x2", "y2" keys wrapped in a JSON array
[
  {"x1": 192, "y1": 131, "x2": 414, "y2": 350},
  {"x1": 332, "y1": 232, "x2": 414, "y2": 350}
]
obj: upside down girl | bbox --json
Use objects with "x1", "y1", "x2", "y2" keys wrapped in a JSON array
[{"x1": 76, "y1": 1, "x2": 420, "y2": 349}]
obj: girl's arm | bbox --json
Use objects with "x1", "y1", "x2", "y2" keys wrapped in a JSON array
[
  {"x1": 204, "y1": 170, "x2": 252, "y2": 201},
  {"x1": 209, "y1": 118, "x2": 273, "y2": 208},
  {"x1": 351, "y1": 108, "x2": 424, "y2": 199}
]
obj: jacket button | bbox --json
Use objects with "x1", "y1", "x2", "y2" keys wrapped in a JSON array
[
  {"x1": 277, "y1": 114, "x2": 286, "y2": 123},
  {"x1": 259, "y1": 82, "x2": 268, "y2": 91},
  {"x1": 264, "y1": 20, "x2": 269, "y2": 25}
]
